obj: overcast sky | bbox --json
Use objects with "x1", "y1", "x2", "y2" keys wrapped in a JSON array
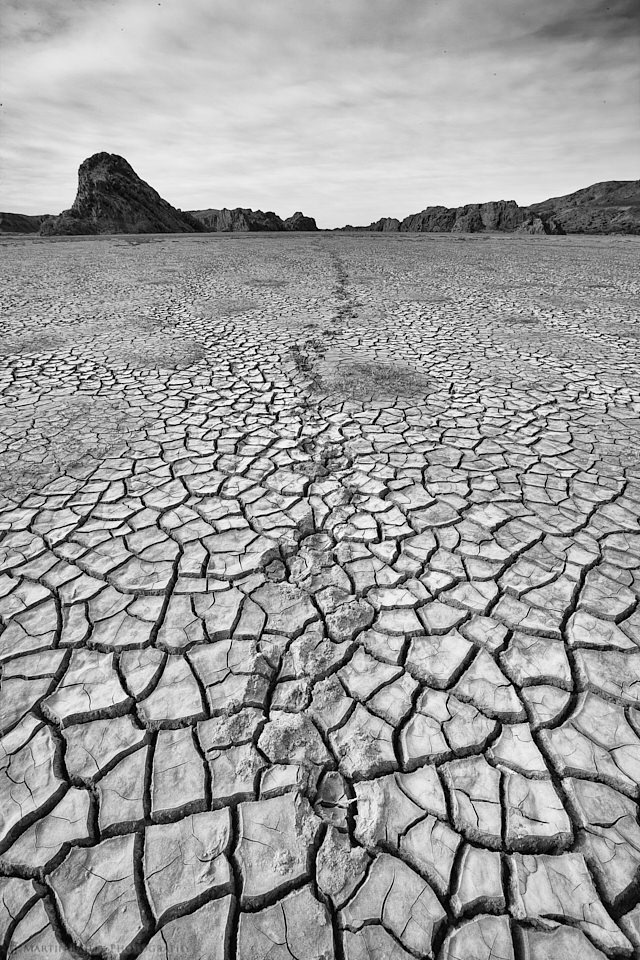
[{"x1": 1, "y1": 0, "x2": 638, "y2": 227}]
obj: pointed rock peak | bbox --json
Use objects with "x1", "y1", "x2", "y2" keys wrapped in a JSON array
[
  {"x1": 78, "y1": 152, "x2": 137, "y2": 177},
  {"x1": 40, "y1": 152, "x2": 205, "y2": 236}
]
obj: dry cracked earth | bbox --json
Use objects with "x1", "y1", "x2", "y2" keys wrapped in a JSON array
[{"x1": 0, "y1": 231, "x2": 640, "y2": 960}]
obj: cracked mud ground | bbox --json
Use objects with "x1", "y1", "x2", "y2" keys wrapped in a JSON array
[{"x1": 0, "y1": 232, "x2": 640, "y2": 960}]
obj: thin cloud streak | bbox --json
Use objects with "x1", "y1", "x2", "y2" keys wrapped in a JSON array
[{"x1": 1, "y1": 0, "x2": 638, "y2": 226}]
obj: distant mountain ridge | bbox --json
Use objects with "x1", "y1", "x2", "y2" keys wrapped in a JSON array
[
  {"x1": 0, "y1": 155, "x2": 637, "y2": 235},
  {"x1": 529, "y1": 180, "x2": 640, "y2": 235},
  {"x1": 345, "y1": 200, "x2": 558, "y2": 234},
  {"x1": 340, "y1": 180, "x2": 640, "y2": 235}
]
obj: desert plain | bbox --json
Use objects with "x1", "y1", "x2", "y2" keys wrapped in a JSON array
[{"x1": 1, "y1": 231, "x2": 640, "y2": 959}]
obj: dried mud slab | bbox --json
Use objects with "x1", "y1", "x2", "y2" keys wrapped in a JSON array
[
  {"x1": 249, "y1": 277, "x2": 289, "y2": 288},
  {"x1": 607, "y1": 322, "x2": 640, "y2": 340},
  {"x1": 0, "y1": 392, "x2": 147, "y2": 500},
  {"x1": 101, "y1": 334, "x2": 206, "y2": 369},
  {"x1": 0, "y1": 331, "x2": 68, "y2": 356},
  {"x1": 0, "y1": 232, "x2": 639, "y2": 960},
  {"x1": 197, "y1": 296, "x2": 262, "y2": 316},
  {"x1": 497, "y1": 312, "x2": 540, "y2": 326},
  {"x1": 0, "y1": 318, "x2": 204, "y2": 372},
  {"x1": 535, "y1": 292, "x2": 592, "y2": 311},
  {"x1": 392, "y1": 286, "x2": 452, "y2": 302}
]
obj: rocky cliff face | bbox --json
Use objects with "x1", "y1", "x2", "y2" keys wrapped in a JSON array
[
  {"x1": 348, "y1": 200, "x2": 558, "y2": 234},
  {"x1": 188, "y1": 207, "x2": 285, "y2": 231},
  {"x1": 397, "y1": 206, "x2": 456, "y2": 232},
  {"x1": 529, "y1": 180, "x2": 640, "y2": 234},
  {"x1": 365, "y1": 217, "x2": 402, "y2": 232},
  {"x1": 0, "y1": 212, "x2": 51, "y2": 234},
  {"x1": 40, "y1": 153, "x2": 206, "y2": 236},
  {"x1": 188, "y1": 208, "x2": 318, "y2": 231},
  {"x1": 283, "y1": 211, "x2": 318, "y2": 231},
  {"x1": 340, "y1": 182, "x2": 640, "y2": 234},
  {"x1": 448, "y1": 200, "x2": 552, "y2": 234}
]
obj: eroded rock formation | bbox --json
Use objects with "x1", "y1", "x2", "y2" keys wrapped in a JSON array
[
  {"x1": 341, "y1": 181, "x2": 640, "y2": 234},
  {"x1": 348, "y1": 200, "x2": 560, "y2": 234},
  {"x1": 188, "y1": 207, "x2": 285, "y2": 231},
  {"x1": 40, "y1": 153, "x2": 206, "y2": 236},
  {"x1": 188, "y1": 207, "x2": 318, "y2": 231},
  {"x1": 530, "y1": 179, "x2": 640, "y2": 234},
  {"x1": 0, "y1": 212, "x2": 51, "y2": 234},
  {"x1": 284, "y1": 211, "x2": 318, "y2": 231}
]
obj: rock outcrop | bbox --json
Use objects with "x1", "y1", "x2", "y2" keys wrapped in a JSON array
[
  {"x1": 187, "y1": 207, "x2": 285, "y2": 231},
  {"x1": 188, "y1": 208, "x2": 318, "y2": 232},
  {"x1": 0, "y1": 212, "x2": 51, "y2": 234},
  {"x1": 446, "y1": 201, "x2": 553, "y2": 234},
  {"x1": 40, "y1": 153, "x2": 206, "y2": 236},
  {"x1": 398, "y1": 206, "x2": 457, "y2": 233},
  {"x1": 283, "y1": 211, "x2": 318, "y2": 231},
  {"x1": 529, "y1": 180, "x2": 640, "y2": 234},
  {"x1": 344, "y1": 200, "x2": 559, "y2": 234},
  {"x1": 339, "y1": 182, "x2": 640, "y2": 234},
  {"x1": 12, "y1": 159, "x2": 636, "y2": 238},
  {"x1": 366, "y1": 217, "x2": 402, "y2": 232}
]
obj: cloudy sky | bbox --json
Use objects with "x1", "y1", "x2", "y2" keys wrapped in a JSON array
[{"x1": 1, "y1": 0, "x2": 638, "y2": 227}]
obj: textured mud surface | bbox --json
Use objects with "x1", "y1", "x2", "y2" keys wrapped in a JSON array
[{"x1": 1, "y1": 232, "x2": 640, "y2": 959}]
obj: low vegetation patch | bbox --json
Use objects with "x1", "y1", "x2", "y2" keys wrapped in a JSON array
[
  {"x1": 0, "y1": 394, "x2": 148, "y2": 501},
  {"x1": 316, "y1": 357, "x2": 434, "y2": 400}
]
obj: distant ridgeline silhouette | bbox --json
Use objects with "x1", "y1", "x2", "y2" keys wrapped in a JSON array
[
  {"x1": 36, "y1": 153, "x2": 318, "y2": 236},
  {"x1": 1, "y1": 153, "x2": 638, "y2": 234},
  {"x1": 339, "y1": 181, "x2": 640, "y2": 235}
]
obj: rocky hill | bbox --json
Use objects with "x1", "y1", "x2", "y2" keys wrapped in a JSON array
[
  {"x1": 284, "y1": 211, "x2": 318, "y2": 231},
  {"x1": 0, "y1": 212, "x2": 51, "y2": 234},
  {"x1": 4, "y1": 163, "x2": 637, "y2": 236},
  {"x1": 188, "y1": 207, "x2": 284, "y2": 231},
  {"x1": 402, "y1": 200, "x2": 557, "y2": 234},
  {"x1": 529, "y1": 180, "x2": 640, "y2": 234},
  {"x1": 39, "y1": 153, "x2": 206, "y2": 236},
  {"x1": 340, "y1": 181, "x2": 640, "y2": 234},
  {"x1": 188, "y1": 207, "x2": 318, "y2": 231},
  {"x1": 343, "y1": 200, "x2": 560, "y2": 234}
]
